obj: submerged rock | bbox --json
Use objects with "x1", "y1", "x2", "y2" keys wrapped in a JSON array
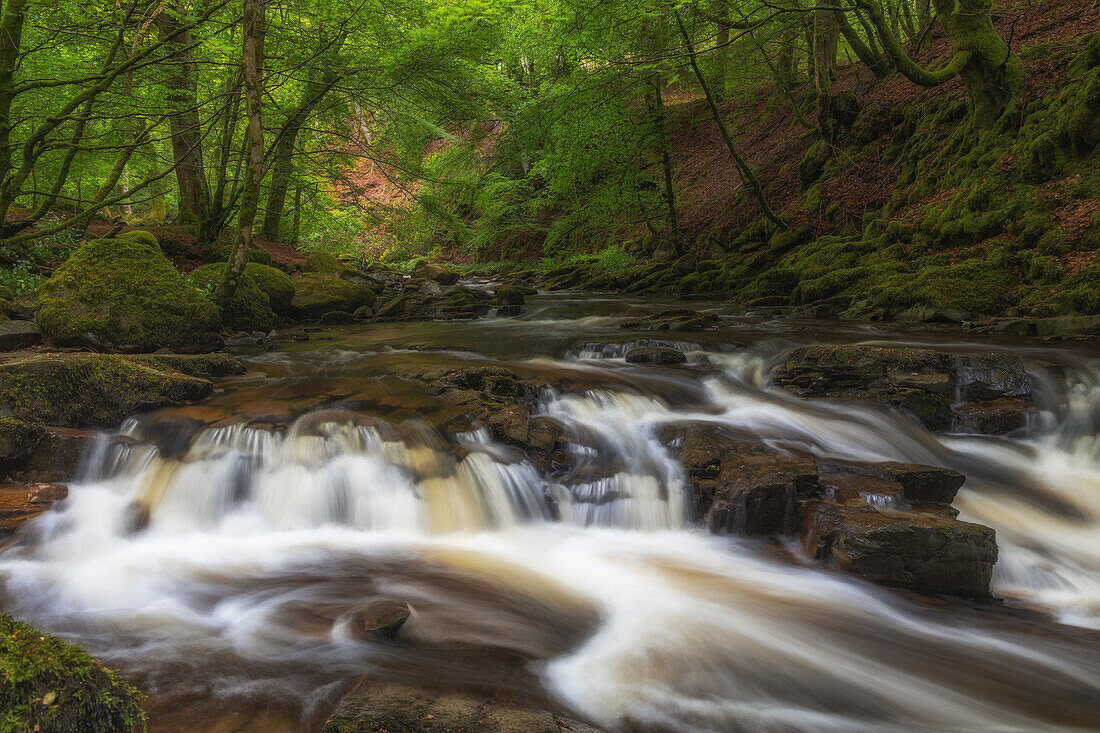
[
  {"x1": 27, "y1": 482, "x2": 67, "y2": 503},
  {"x1": 344, "y1": 599, "x2": 411, "y2": 641},
  {"x1": 35, "y1": 236, "x2": 222, "y2": 353},
  {"x1": 324, "y1": 681, "x2": 604, "y2": 733}
]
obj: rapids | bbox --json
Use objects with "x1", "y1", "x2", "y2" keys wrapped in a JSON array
[{"x1": 2, "y1": 291, "x2": 1099, "y2": 732}]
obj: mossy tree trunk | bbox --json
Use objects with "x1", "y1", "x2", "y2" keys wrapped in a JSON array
[
  {"x1": 219, "y1": 0, "x2": 265, "y2": 304},
  {"x1": 856, "y1": 0, "x2": 1021, "y2": 129},
  {"x1": 156, "y1": 0, "x2": 212, "y2": 224}
]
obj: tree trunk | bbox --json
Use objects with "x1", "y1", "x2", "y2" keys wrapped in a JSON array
[
  {"x1": 834, "y1": 10, "x2": 890, "y2": 79},
  {"x1": 646, "y1": 75, "x2": 680, "y2": 254},
  {"x1": 219, "y1": 0, "x2": 265, "y2": 304},
  {"x1": 812, "y1": 2, "x2": 839, "y2": 100},
  {"x1": 713, "y1": 0, "x2": 730, "y2": 101},
  {"x1": 156, "y1": 0, "x2": 211, "y2": 223},
  {"x1": 676, "y1": 14, "x2": 787, "y2": 230},
  {"x1": 857, "y1": 0, "x2": 1020, "y2": 128},
  {"x1": 0, "y1": 0, "x2": 29, "y2": 229}
]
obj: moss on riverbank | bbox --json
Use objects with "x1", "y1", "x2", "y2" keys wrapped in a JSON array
[{"x1": 1, "y1": 615, "x2": 146, "y2": 733}]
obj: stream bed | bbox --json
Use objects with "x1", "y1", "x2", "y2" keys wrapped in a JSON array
[{"x1": 2, "y1": 291, "x2": 1099, "y2": 732}]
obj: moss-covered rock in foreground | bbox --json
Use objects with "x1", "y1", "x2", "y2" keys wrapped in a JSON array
[
  {"x1": 188, "y1": 263, "x2": 277, "y2": 332},
  {"x1": 0, "y1": 353, "x2": 243, "y2": 428},
  {"x1": 35, "y1": 237, "x2": 222, "y2": 352},
  {"x1": 245, "y1": 263, "x2": 295, "y2": 316},
  {"x1": 1, "y1": 614, "x2": 146, "y2": 733}
]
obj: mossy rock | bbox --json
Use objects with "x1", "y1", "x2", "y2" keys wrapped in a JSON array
[
  {"x1": 0, "y1": 353, "x2": 231, "y2": 428},
  {"x1": 0, "y1": 416, "x2": 44, "y2": 462},
  {"x1": 117, "y1": 230, "x2": 159, "y2": 249},
  {"x1": 0, "y1": 614, "x2": 146, "y2": 733},
  {"x1": 304, "y1": 249, "x2": 341, "y2": 274},
  {"x1": 290, "y1": 273, "x2": 375, "y2": 319},
  {"x1": 245, "y1": 263, "x2": 295, "y2": 316},
  {"x1": 35, "y1": 237, "x2": 222, "y2": 352},
  {"x1": 188, "y1": 264, "x2": 276, "y2": 332}
]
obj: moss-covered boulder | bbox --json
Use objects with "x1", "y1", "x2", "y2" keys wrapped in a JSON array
[
  {"x1": 0, "y1": 353, "x2": 243, "y2": 428},
  {"x1": 35, "y1": 237, "x2": 222, "y2": 352},
  {"x1": 290, "y1": 273, "x2": 375, "y2": 319},
  {"x1": 0, "y1": 614, "x2": 146, "y2": 733},
  {"x1": 304, "y1": 249, "x2": 341, "y2": 273},
  {"x1": 245, "y1": 263, "x2": 295, "y2": 316},
  {"x1": 117, "y1": 229, "x2": 159, "y2": 249},
  {"x1": 188, "y1": 264, "x2": 276, "y2": 333}
]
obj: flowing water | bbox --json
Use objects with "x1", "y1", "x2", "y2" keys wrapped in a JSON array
[{"x1": 2, "y1": 292, "x2": 1100, "y2": 731}]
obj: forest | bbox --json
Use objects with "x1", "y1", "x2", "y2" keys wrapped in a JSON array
[{"x1": 0, "y1": 0, "x2": 1099, "y2": 731}]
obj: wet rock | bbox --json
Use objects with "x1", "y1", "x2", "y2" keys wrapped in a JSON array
[
  {"x1": 374, "y1": 295, "x2": 406, "y2": 319},
  {"x1": 801, "y1": 502, "x2": 998, "y2": 599},
  {"x1": 420, "y1": 280, "x2": 444, "y2": 297},
  {"x1": 620, "y1": 308, "x2": 720, "y2": 332},
  {"x1": 0, "y1": 320, "x2": 41, "y2": 351},
  {"x1": 1034, "y1": 314, "x2": 1100, "y2": 338},
  {"x1": 353, "y1": 305, "x2": 374, "y2": 320},
  {"x1": 773, "y1": 345, "x2": 1032, "y2": 433},
  {"x1": 624, "y1": 347, "x2": 687, "y2": 365},
  {"x1": 952, "y1": 399, "x2": 1031, "y2": 435},
  {"x1": 954, "y1": 354, "x2": 1030, "y2": 402},
  {"x1": 324, "y1": 681, "x2": 605, "y2": 733},
  {"x1": 493, "y1": 286, "x2": 526, "y2": 306},
  {"x1": 27, "y1": 482, "x2": 67, "y2": 503},
  {"x1": 290, "y1": 272, "x2": 376, "y2": 319},
  {"x1": 344, "y1": 599, "x2": 411, "y2": 641},
  {"x1": 0, "y1": 353, "x2": 227, "y2": 428},
  {"x1": 817, "y1": 459, "x2": 966, "y2": 505},
  {"x1": 496, "y1": 304, "x2": 524, "y2": 317},
  {"x1": 0, "y1": 417, "x2": 44, "y2": 462},
  {"x1": 319, "y1": 310, "x2": 355, "y2": 325},
  {"x1": 411, "y1": 262, "x2": 460, "y2": 286},
  {"x1": 488, "y1": 404, "x2": 529, "y2": 444}
]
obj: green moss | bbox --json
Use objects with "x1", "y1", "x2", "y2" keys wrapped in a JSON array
[
  {"x1": 0, "y1": 353, "x2": 219, "y2": 428},
  {"x1": 304, "y1": 249, "x2": 341, "y2": 273},
  {"x1": 290, "y1": 273, "x2": 376, "y2": 319},
  {"x1": 1, "y1": 614, "x2": 146, "y2": 733},
  {"x1": 35, "y1": 238, "x2": 221, "y2": 352},
  {"x1": 188, "y1": 263, "x2": 276, "y2": 332},
  {"x1": 245, "y1": 263, "x2": 295, "y2": 316},
  {"x1": 117, "y1": 230, "x2": 159, "y2": 249}
]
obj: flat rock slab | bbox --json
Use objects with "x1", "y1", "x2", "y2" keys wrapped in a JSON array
[
  {"x1": 0, "y1": 321, "x2": 41, "y2": 351},
  {"x1": 324, "y1": 681, "x2": 604, "y2": 733}
]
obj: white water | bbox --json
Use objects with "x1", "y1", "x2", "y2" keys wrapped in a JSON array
[{"x1": 2, "y1": 339, "x2": 1100, "y2": 731}]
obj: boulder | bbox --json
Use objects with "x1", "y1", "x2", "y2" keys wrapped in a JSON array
[
  {"x1": 187, "y1": 263, "x2": 277, "y2": 332},
  {"x1": 774, "y1": 345, "x2": 1032, "y2": 433},
  {"x1": 816, "y1": 460, "x2": 965, "y2": 505},
  {"x1": 0, "y1": 320, "x2": 41, "y2": 351},
  {"x1": 374, "y1": 295, "x2": 406, "y2": 318},
  {"x1": 624, "y1": 347, "x2": 687, "y2": 365},
  {"x1": 343, "y1": 599, "x2": 411, "y2": 641},
  {"x1": 420, "y1": 280, "x2": 444, "y2": 297},
  {"x1": 801, "y1": 502, "x2": 998, "y2": 598},
  {"x1": 290, "y1": 273, "x2": 375, "y2": 319},
  {"x1": 0, "y1": 417, "x2": 44, "y2": 462},
  {"x1": 1033, "y1": 314, "x2": 1100, "y2": 338},
  {"x1": 952, "y1": 399, "x2": 1031, "y2": 435},
  {"x1": 35, "y1": 237, "x2": 222, "y2": 353},
  {"x1": 353, "y1": 305, "x2": 374, "y2": 320},
  {"x1": 244, "y1": 263, "x2": 295, "y2": 316},
  {"x1": 492, "y1": 286, "x2": 526, "y2": 306},
  {"x1": 27, "y1": 482, "x2": 67, "y2": 503},
  {"x1": 0, "y1": 353, "x2": 238, "y2": 428},
  {"x1": 319, "y1": 310, "x2": 355, "y2": 325},
  {"x1": 411, "y1": 262, "x2": 460, "y2": 286},
  {"x1": 303, "y1": 249, "x2": 341, "y2": 273}
]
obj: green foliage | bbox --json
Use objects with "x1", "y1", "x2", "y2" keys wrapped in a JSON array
[
  {"x1": 188, "y1": 263, "x2": 277, "y2": 332},
  {"x1": 0, "y1": 615, "x2": 146, "y2": 733}
]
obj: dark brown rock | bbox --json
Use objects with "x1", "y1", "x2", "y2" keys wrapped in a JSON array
[
  {"x1": 952, "y1": 399, "x2": 1031, "y2": 435},
  {"x1": 817, "y1": 459, "x2": 966, "y2": 505},
  {"x1": 0, "y1": 320, "x2": 41, "y2": 351},
  {"x1": 625, "y1": 347, "x2": 687, "y2": 365},
  {"x1": 344, "y1": 599, "x2": 411, "y2": 641},
  {"x1": 801, "y1": 502, "x2": 998, "y2": 599}
]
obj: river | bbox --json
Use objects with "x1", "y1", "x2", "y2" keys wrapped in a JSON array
[{"x1": 2, "y1": 290, "x2": 1099, "y2": 731}]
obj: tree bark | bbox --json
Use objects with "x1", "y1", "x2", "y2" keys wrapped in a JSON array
[
  {"x1": 834, "y1": 10, "x2": 890, "y2": 79},
  {"x1": 676, "y1": 14, "x2": 787, "y2": 230},
  {"x1": 645, "y1": 75, "x2": 680, "y2": 254},
  {"x1": 856, "y1": 0, "x2": 1020, "y2": 128},
  {"x1": 219, "y1": 0, "x2": 266, "y2": 304},
  {"x1": 156, "y1": 0, "x2": 211, "y2": 223}
]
